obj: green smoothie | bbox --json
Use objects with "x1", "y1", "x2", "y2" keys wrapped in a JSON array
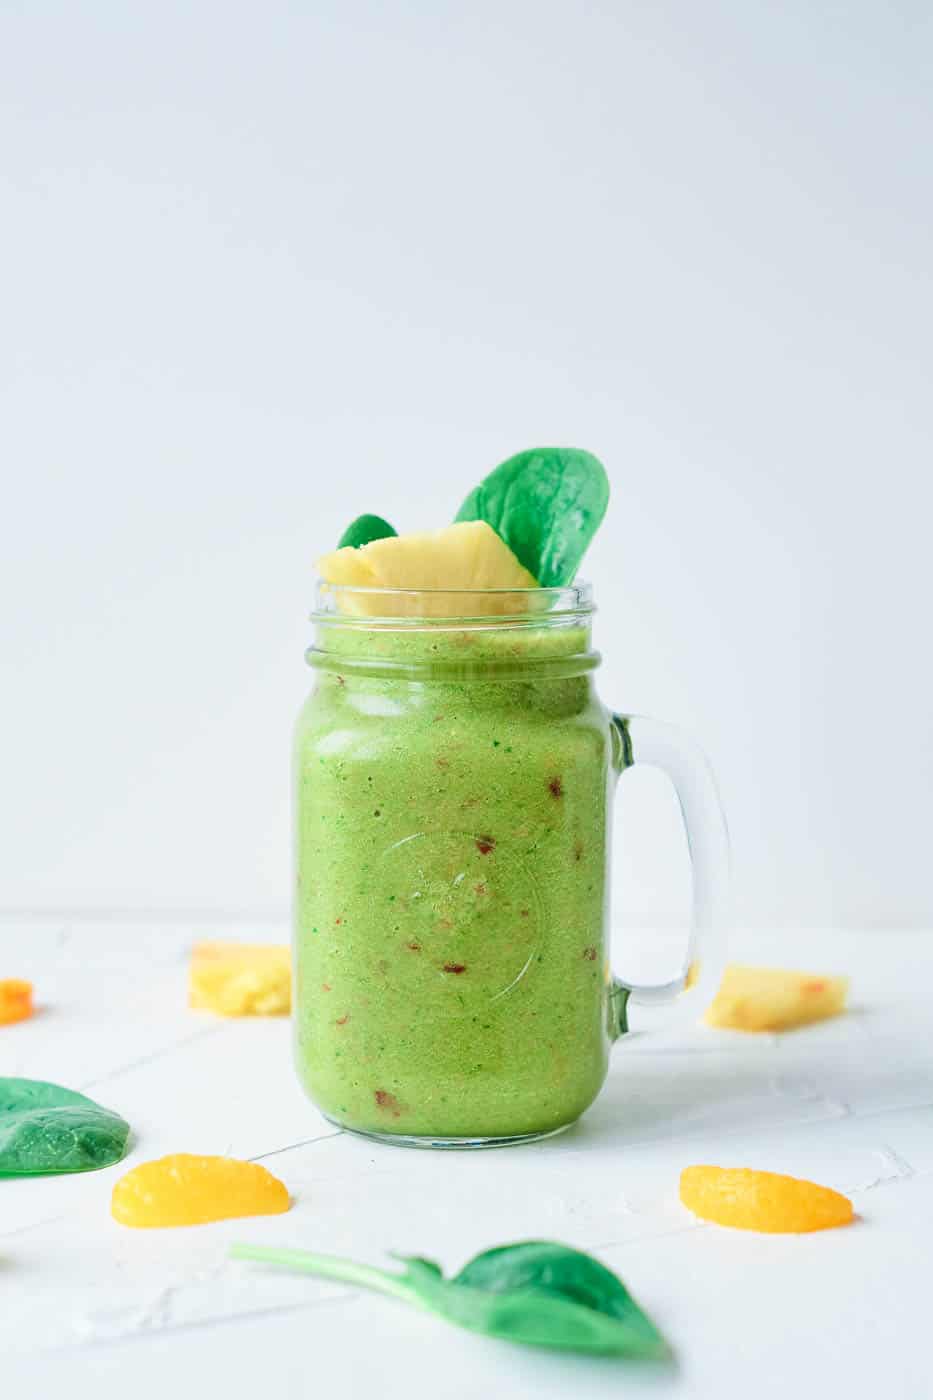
[{"x1": 293, "y1": 617, "x2": 617, "y2": 1141}]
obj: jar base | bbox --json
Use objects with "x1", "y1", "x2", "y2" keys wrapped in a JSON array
[{"x1": 322, "y1": 1114, "x2": 576, "y2": 1150}]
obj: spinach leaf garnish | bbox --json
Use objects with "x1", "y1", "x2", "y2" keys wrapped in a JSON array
[
  {"x1": 231, "y1": 1239, "x2": 669, "y2": 1359},
  {"x1": 455, "y1": 447, "x2": 609, "y2": 587},
  {"x1": 337, "y1": 514, "x2": 397, "y2": 549},
  {"x1": 0, "y1": 1077, "x2": 130, "y2": 1176}
]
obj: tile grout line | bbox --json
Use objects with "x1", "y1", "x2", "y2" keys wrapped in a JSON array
[
  {"x1": 77, "y1": 1023, "x2": 232, "y2": 1093},
  {"x1": 249, "y1": 1130, "x2": 345, "y2": 1162}
]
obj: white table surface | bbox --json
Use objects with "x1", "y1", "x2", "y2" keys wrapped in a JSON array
[{"x1": 1, "y1": 919, "x2": 930, "y2": 1398}]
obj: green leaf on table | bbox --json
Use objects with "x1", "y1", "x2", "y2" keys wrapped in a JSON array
[
  {"x1": 230, "y1": 1239, "x2": 670, "y2": 1359},
  {"x1": 0, "y1": 1077, "x2": 130, "y2": 1177},
  {"x1": 455, "y1": 447, "x2": 609, "y2": 586},
  {"x1": 337, "y1": 514, "x2": 398, "y2": 549}
]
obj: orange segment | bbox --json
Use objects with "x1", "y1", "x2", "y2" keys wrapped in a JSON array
[
  {"x1": 705, "y1": 965, "x2": 849, "y2": 1031},
  {"x1": 680, "y1": 1165, "x2": 853, "y2": 1233},
  {"x1": 0, "y1": 979, "x2": 34, "y2": 1025},
  {"x1": 112, "y1": 1154, "x2": 291, "y2": 1228},
  {"x1": 189, "y1": 942, "x2": 291, "y2": 1016}
]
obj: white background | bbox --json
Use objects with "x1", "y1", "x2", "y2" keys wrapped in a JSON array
[{"x1": 1, "y1": 0, "x2": 930, "y2": 930}]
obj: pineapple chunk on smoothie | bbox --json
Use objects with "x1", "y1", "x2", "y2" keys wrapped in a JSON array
[{"x1": 317, "y1": 521, "x2": 537, "y2": 616}]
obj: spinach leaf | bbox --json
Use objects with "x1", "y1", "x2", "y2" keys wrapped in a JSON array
[
  {"x1": 455, "y1": 447, "x2": 609, "y2": 587},
  {"x1": 230, "y1": 1239, "x2": 669, "y2": 1359},
  {"x1": 337, "y1": 514, "x2": 397, "y2": 549},
  {"x1": 0, "y1": 1077, "x2": 130, "y2": 1176}
]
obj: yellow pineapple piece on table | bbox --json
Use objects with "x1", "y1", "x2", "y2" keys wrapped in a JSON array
[
  {"x1": 189, "y1": 942, "x2": 291, "y2": 1016},
  {"x1": 317, "y1": 521, "x2": 537, "y2": 616},
  {"x1": 680, "y1": 1165, "x2": 853, "y2": 1233},
  {"x1": 705, "y1": 964, "x2": 848, "y2": 1032}
]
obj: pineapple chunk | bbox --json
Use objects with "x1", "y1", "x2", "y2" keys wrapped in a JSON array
[
  {"x1": 358, "y1": 522, "x2": 537, "y2": 590},
  {"x1": 317, "y1": 547, "x2": 378, "y2": 588},
  {"x1": 705, "y1": 965, "x2": 849, "y2": 1032},
  {"x1": 317, "y1": 521, "x2": 537, "y2": 615},
  {"x1": 189, "y1": 943, "x2": 291, "y2": 1017}
]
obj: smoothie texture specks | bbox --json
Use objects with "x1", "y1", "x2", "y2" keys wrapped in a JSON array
[{"x1": 374, "y1": 1090, "x2": 405, "y2": 1118}]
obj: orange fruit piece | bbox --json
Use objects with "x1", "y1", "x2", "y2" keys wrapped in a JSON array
[
  {"x1": 705, "y1": 965, "x2": 849, "y2": 1031},
  {"x1": 0, "y1": 979, "x2": 34, "y2": 1025},
  {"x1": 189, "y1": 942, "x2": 291, "y2": 1016},
  {"x1": 111, "y1": 1154, "x2": 291, "y2": 1228},
  {"x1": 680, "y1": 1165, "x2": 854, "y2": 1233}
]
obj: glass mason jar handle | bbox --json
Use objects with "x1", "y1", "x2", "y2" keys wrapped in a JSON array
[{"x1": 608, "y1": 714, "x2": 731, "y2": 1039}]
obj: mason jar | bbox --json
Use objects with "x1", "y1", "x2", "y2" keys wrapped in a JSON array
[{"x1": 293, "y1": 583, "x2": 729, "y2": 1147}]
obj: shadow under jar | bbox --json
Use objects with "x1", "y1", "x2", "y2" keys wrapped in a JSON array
[{"x1": 293, "y1": 583, "x2": 729, "y2": 1148}]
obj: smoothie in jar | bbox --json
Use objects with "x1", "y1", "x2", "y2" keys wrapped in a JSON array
[
  {"x1": 293, "y1": 608, "x2": 616, "y2": 1141},
  {"x1": 294, "y1": 448, "x2": 616, "y2": 1143}
]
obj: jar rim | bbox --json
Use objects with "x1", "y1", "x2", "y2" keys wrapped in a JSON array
[{"x1": 311, "y1": 579, "x2": 594, "y2": 628}]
